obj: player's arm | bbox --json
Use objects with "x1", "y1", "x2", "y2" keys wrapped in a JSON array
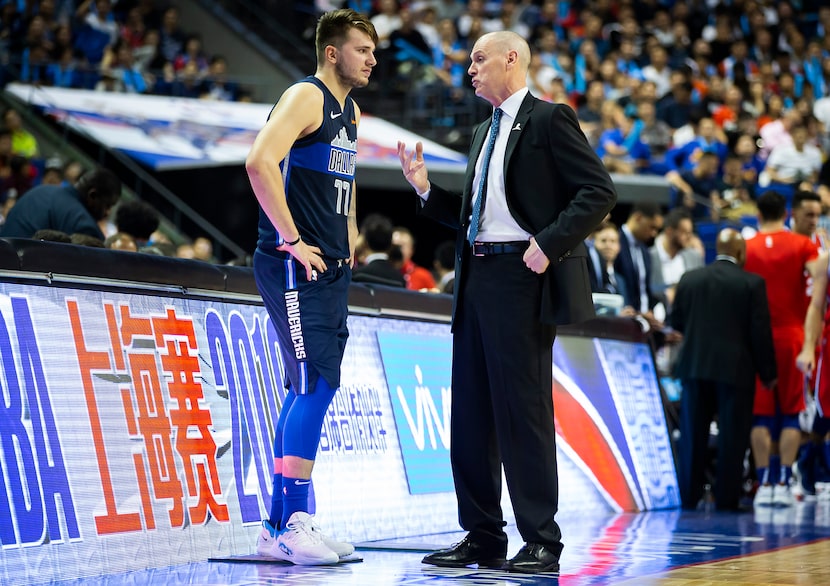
[
  {"x1": 348, "y1": 181, "x2": 358, "y2": 267},
  {"x1": 246, "y1": 83, "x2": 327, "y2": 278},
  {"x1": 347, "y1": 103, "x2": 362, "y2": 267},
  {"x1": 798, "y1": 252, "x2": 829, "y2": 374}
]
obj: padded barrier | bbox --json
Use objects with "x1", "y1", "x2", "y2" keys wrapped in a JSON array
[
  {"x1": 0, "y1": 239, "x2": 647, "y2": 341},
  {"x1": 6, "y1": 238, "x2": 226, "y2": 291},
  {"x1": 0, "y1": 239, "x2": 451, "y2": 320},
  {"x1": 0, "y1": 238, "x2": 20, "y2": 270},
  {"x1": 219, "y1": 264, "x2": 260, "y2": 296}
]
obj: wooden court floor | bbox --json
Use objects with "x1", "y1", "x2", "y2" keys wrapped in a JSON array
[{"x1": 617, "y1": 540, "x2": 830, "y2": 585}]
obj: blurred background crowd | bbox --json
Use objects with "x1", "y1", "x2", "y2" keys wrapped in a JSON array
[
  {"x1": 0, "y1": 0, "x2": 245, "y2": 100},
  {"x1": 0, "y1": 0, "x2": 828, "y2": 257}
]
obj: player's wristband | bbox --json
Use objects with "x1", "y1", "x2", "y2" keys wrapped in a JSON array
[{"x1": 284, "y1": 235, "x2": 301, "y2": 246}]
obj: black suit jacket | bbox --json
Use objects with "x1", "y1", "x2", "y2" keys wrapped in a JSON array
[
  {"x1": 669, "y1": 260, "x2": 776, "y2": 389},
  {"x1": 420, "y1": 95, "x2": 617, "y2": 326},
  {"x1": 614, "y1": 227, "x2": 655, "y2": 312}
]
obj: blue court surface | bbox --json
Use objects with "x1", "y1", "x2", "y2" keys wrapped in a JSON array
[{"x1": 39, "y1": 503, "x2": 830, "y2": 585}]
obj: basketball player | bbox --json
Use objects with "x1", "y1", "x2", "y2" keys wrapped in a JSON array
[
  {"x1": 744, "y1": 191, "x2": 820, "y2": 507},
  {"x1": 790, "y1": 190, "x2": 826, "y2": 499},
  {"x1": 797, "y1": 251, "x2": 830, "y2": 502},
  {"x1": 245, "y1": 9, "x2": 377, "y2": 565}
]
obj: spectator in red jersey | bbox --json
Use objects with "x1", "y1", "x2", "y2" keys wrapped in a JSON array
[{"x1": 393, "y1": 226, "x2": 436, "y2": 291}]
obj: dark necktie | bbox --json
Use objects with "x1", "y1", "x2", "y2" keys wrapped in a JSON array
[
  {"x1": 605, "y1": 269, "x2": 618, "y2": 293},
  {"x1": 468, "y1": 108, "x2": 502, "y2": 246}
]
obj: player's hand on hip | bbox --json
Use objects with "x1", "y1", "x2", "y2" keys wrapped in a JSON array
[
  {"x1": 397, "y1": 141, "x2": 429, "y2": 194},
  {"x1": 278, "y1": 240, "x2": 327, "y2": 281},
  {"x1": 523, "y1": 237, "x2": 550, "y2": 274}
]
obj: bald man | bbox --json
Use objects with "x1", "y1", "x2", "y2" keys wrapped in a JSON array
[
  {"x1": 670, "y1": 229, "x2": 777, "y2": 511},
  {"x1": 398, "y1": 31, "x2": 616, "y2": 573}
]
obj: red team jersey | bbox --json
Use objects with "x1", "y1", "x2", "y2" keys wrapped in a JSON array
[
  {"x1": 745, "y1": 230, "x2": 819, "y2": 415},
  {"x1": 745, "y1": 230, "x2": 819, "y2": 328},
  {"x1": 817, "y1": 261, "x2": 830, "y2": 419}
]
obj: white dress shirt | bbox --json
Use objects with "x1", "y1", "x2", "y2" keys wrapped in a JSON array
[{"x1": 471, "y1": 87, "x2": 533, "y2": 244}]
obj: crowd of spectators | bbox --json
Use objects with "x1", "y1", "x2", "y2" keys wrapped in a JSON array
[
  {"x1": 352, "y1": 212, "x2": 454, "y2": 293},
  {"x1": 0, "y1": 1, "x2": 251, "y2": 247},
  {"x1": 3, "y1": 0, "x2": 830, "y2": 261},
  {"x1": 358, "y1": 0, "x2": 830, "y2": 223},
  {"x1": 0, "y1": 155, "x2": 217, "y2": 261},
  {"x1": 0, "y1": 0, "x2": 247, "y2": 101},
  {"x1": 0, "y1": 0, "x2": 243, "y2": 260}
]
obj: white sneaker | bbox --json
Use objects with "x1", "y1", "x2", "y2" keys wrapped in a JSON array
[
  {"x1": 274, "y1": 512, "x2": 339, "y2": 566},
  {"x1": 816, "y1": 482, "x2": 830, "y2": 502},
  {"x1": 772, "y1": 483, "x2": 795, "y2": 508},
  {"x1": 308, "y1": 516, "x2": 355, "y2": 558},
  {"x1": 754, "y1": 484, "x2": 774, "y2": 507},
  {"x1": 256, "y1": 520, "x2": 282, "y2": 559}
]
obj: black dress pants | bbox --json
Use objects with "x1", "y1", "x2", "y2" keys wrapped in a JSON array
[
  {"x1": 451, "y1": 250, "x2": 562, "y2": 553},
  {"x1": 679, "y1": 378, "x2": 754, "y2": 510}
]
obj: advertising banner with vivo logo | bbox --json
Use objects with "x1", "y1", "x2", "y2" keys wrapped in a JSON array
[
  {"x1": 376, "y1": 330, "x2": 453, "y2": 495},
  {"x1": 376, "y1": 329, "x2": 679, "y2": 510}
]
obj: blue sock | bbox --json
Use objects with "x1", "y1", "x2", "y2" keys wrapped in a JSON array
[
  {"x1": 758, "y1": 467, "x2": 769, "y2": 485},
  {"x1": 268, "y1": 473, "x2": 283, "y2": 529},
  {"x1": 781, "y1": 465, "x2": 793, "y2": 485},
  {"x1": 769, "y1": 455, "x2": 781, "y2": 484},
  {"x1": 281, "y1": 476, "x2": 311, "y2": 528}
]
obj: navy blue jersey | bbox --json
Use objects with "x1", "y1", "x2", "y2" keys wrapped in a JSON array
[{"x1": 257, "y1": 76, "x2": 357, "y2": 260}]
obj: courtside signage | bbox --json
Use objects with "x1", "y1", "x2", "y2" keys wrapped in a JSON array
[
  {"x1": 0, "y1": 280, "x2": 676, "y2": 584},
  {"x1": 376, "y1": 330, "x2": 453, "y2": 495}
]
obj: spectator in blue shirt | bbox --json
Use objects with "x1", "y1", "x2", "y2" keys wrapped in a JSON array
[
  {"x1": 665, "y1": 116, "x2": 729, "y2": 174},
  {"x1": 595, "y1": 106, "x2": 650, "y2": 175},
  {"x1": 667, "y1": 151, "x2": 721, "y2": 221}
]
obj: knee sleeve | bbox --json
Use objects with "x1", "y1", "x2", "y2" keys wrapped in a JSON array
[
  {"x1": 273, "y1": 390, "x2": 296, "y2": 463},
  {"x1": 282, "y1": 377, "x2": 338, "y2": 460}
]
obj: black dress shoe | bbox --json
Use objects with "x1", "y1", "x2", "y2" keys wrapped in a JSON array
[
  {"x1": 422, "y1": 535, "x2": 507, "y2": 568},
  {"x1": 502, "y1": 543, "x2": 560, "y2": 574}
]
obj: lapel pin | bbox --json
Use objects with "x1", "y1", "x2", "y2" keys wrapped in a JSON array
[{"x1": 512, "y1": 122, "x2": 521, "y2": 131}]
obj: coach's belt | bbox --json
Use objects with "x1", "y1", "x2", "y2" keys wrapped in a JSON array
[{"x1": 472, "y1": 241, "x2": 528, "y2": 256}]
